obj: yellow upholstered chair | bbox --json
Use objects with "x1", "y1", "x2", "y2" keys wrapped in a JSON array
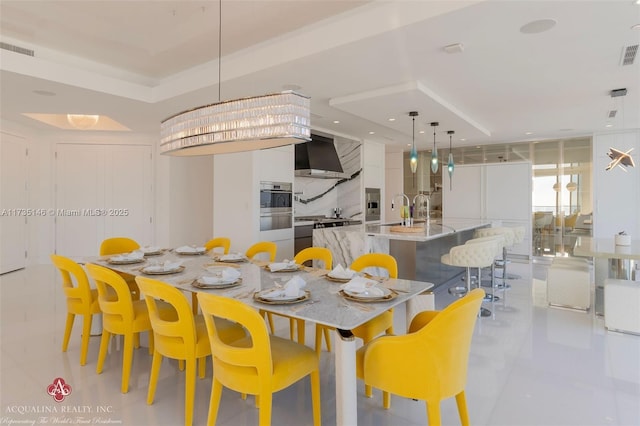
[
  {"x1": 99, "y1": 237, "x2": 141, "y2": 300},
  {"x1": 197, "y1": 292, "x2": 321, "y2": 426},
  {"x1": 245, "y1": 241, "x2": 277, "y2": 262},
  {"x1": 356, "y1": 288, "x2": 484, "y2": 423},
  {"x1": 204, "y1": 237, "x2": 231, "y2": 254},
  {"x1": 136, "y1": 277, "x2": 245, "y2": 426},
  {"x1": 349, "y1": 252, "x2": 398, "y2": 398},
  {"x1": 267, "y1": 247, "x2": 333, "y2": 353},
  {"x1": 51, "y1": 254, "x2": 101, "y2": 366},
  {"x1": 86, "y1": 263, "x2": 163, "y2": 393}
]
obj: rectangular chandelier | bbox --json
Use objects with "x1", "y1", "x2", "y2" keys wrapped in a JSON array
[{"x1": 160, "y1": 91, "x2": 311, "y2": 156}]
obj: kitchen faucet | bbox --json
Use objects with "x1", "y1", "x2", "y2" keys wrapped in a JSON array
[
  {"x1": 391, "y1": 193, "x2": 411, "y2": 226},
  {"x1": 412, "y1": 193, "x2": 430, "y2": 221}
]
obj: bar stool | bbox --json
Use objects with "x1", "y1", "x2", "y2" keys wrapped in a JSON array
[
  {"x1": 441, "y1": 240, "x2": 499, "y2": 317},
  {"x1": 465, "y1": 235, "x2": 505, "y2": 302},
  {"x1": 474, "y1": 227, "x2": 515, "y2": 290},
  {"x1": 504, "y1": 226, "x2": 525, "y2": 279}
]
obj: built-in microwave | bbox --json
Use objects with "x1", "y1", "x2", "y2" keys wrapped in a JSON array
[{"x1": 365, "y1": 187, "x2": 381, "y2": 222}]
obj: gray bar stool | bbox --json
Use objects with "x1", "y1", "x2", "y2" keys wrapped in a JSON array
[{"x1": 441, "y1": 239, "x2": 500, "y2": 317}]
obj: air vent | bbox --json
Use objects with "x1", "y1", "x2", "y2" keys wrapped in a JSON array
[
  {"x1": 621, "y1": 44, "x2": 638, "y2": 66},
  {"x1": 0, "y1": 42, "x2": 34, "y2": 57},
  {"x1": 608, "y1": 110, "x2": 618, "y2": 118}
]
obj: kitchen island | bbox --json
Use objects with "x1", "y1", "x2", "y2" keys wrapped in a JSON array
[{"x1": 314, "y1": 219, "x2": 490, "y2": 287}]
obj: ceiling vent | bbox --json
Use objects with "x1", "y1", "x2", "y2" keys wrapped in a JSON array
[
  {"x1": 620, "y1": 44, "x2": 638, "y2": 66},
  {"x1": 0, "y1": 42, "x2": 34, "y2": 57}
]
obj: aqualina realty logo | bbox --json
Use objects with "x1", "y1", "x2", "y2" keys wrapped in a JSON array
[{"x1": 47, "y1": 377, "x2": 72, "y2": 402}]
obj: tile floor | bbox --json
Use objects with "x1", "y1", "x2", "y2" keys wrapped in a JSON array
[{"x1": 1, "y1": 260, "x2": 638, "y2": 425}]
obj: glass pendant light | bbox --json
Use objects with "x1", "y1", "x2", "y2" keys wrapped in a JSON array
[
  {"x1": 447, "y1": 130, "x2": 455, "y2": 189},
  {"x1": 430, "y1": 122, "x2": 439, "y2": 174},
  {"x1": 409, "y1": 111, "x2": 418, "y2": 173}
]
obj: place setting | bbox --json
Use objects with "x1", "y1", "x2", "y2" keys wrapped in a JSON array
[
  {"x1": 253, "y1": 275, "x2": 310, "y2": 304},
  {"x1": 192, "y1": 266, "x2": 242, "y2": 289},
  {"x1": 325, "y1": 264, "x2": 357, "y2": 283},
  {"x1": 211, "y1": 252, "x2": 248, "y2": 263},
  {"x1": 106, "y1": 250, "x2": 146, "y2": 265},
  {"x1": 139, "y1": 246, "x2": 166, "y2": 256},
  {"x1": 338, "y1": 276, "x2": 397, "y2": 302},
  {"x1": 140, "y1": 259, "x2": 185, "y2": 275},
  {"x1": 173, "y1": 245, "x2": 207, "y2": 255},
  {"x1": 265, "y1": 259, "x2": 301, "y2": 273}
]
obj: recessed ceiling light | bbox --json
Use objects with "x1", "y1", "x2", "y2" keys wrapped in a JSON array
[
  {"x1": 369, "y1": 131, "x2": 375, "y2": 135},
  {"x1": 460, "y1": 138, "x2": 466, "y2": 141},
  {"x1": 525, "y1": 131, "x2": 534, "y2": 135},
  {"x1": 605, "y1": 123, "x2": 614, "y2": 128},
  {"x1": 407, "y1": 143, "x2": 411, "y2": 147},
  {"x1": 443, "y1": 43, "x2": 464, "y2": 54},
  {"x1": 282, "y1": 84, "x2": 302, "y2": 91},
  {"x1": 333, "y1": 120, "x2": 340, "y2": 124},
  {"x1": 388, "y1": 118, "x2": 396, "y2": 122},
  {"x1": 632, "y1": 24, "x2": 640, "y2": 30},
  {"x1": 520, "y1": 19, "x2": 556, "y2": 34},
  {"x1": 475, "y1": 146, "x2": 481, "y2": 149},
  {"x1": 419, "y1": 130, "x2": 425, "y2": 134},
  {"x1": 33, "y1": 90, "x2": 56, "y2": 97}
]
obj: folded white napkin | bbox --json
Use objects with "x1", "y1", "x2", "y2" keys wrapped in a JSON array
[
  {"x1": 342, "y1": 276, "x2": 384, "y2": 297},
  {"x1": 268, "y1": 259, "x2": 297, "y2": 272},
  {"x1": 111, "y1": 250, "x2": 144, "y2": 262},
  {"x1": 263, "y1": 275, "x2": 306, "y2": 298},
  {"x1": 146, "y1": 260, "x2": 183, "y2": 272},
  {"x1": 200, "y1": 267, "x2": 241, "y2": 284},
  {"x1": 176, "y1": 245, "x2": 205, "y2": 253},
  {"x1": 219, "y1": 253, "x2": 244, "y2": 261},
  {"x1": 328, "y1": 264, "x2": 356, "y2": 279}
]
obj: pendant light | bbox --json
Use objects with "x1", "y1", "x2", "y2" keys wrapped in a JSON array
[
  {"x1": 447, "y1": 130, "x2": 455, "y2": 190},
  {"x1": 430, "y1": 122, "x2": 439, "y2": 174},
  {"x1": 159, "y1": 1, "x2": 310, "y2": 156},
  {"x1": 409, "y1": 111, "x2": 418, "y2": 173}
]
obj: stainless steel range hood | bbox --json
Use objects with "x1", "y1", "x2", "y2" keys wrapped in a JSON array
[{"x1": 294, "y1": 134, "x2": 348, "y2": 179}]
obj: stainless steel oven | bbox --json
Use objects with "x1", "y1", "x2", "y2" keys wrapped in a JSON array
[{"x1": 260, "y1": 181, "x2": 292, "y2": 230}]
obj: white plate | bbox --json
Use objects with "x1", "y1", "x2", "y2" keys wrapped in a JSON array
[
  {"x1": 256, "y1": 288, "x2": 305, "y2": 301},
  {"x1": 343, "y1": 286, "x2": 391, "y2": 299},
  {"x1": 217, "y1": 254, "x2": 247, "y2": 262},
  {"x1": 141, "y1": 265, "x2": 185, "y2": 275},
  {"x1": 193, "y1": 276, "x2": 240, "y2": 289},
  {"x1": 175, "y1": 248, "x2": 206, "y2": 255},
  {"x1": 267, "y1": 265, "x2": 300, "y2": 272}
]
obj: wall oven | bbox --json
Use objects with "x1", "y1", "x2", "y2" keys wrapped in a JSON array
[
  {"x1": 365, "y1": 187, "x2": 381, "y2": 222},
  {"x1": 260, "y1": 181, "x2": 293, "y2": 231}
]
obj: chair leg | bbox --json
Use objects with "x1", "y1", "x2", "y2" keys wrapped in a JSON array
[
  {"x1": 62, "y1": 313, "x2": 75, "y2": 352},
  {"x1": 207, "y1": 378, "x2": 223, "y2": 426},
  {"x1": 191, "y1": 292, "x2": 199, "y2": 315},
  {"x1": 147, "y1": 330, "x2": 154, "y2": 356},
  {"x1": 310, "y1": 370, "x2": 321, "y2": 426},
  {"x1": 96, "y1": 330, "x2": 110, "y2": 374},
  {"x1": 296, "y1": 319, "x2": 305, "y2": 344},
  {"x1": 383, "y1": 391, "x2": 391, "y2": 409},
  {"x1": 455, "y1": 391, "x2": 470, "y2": 426},
  {"x1": 121, "y1": 333, "x2": 134, "y2": 394},
  {"x1": 265, "y1": 311, "x2": 275, "y2": 334},
  {"x1": 147, "y1": 351, "x2": 162, "y2": 405},
  {"x1": 184, "y1": 358, "x2": 196, "y2": 426},
  {"x1": 80, "y1": 314, "x2": 93, "y2": 366},
  {"x1": 323, "y1": 327, "x2": 331, "y2": 352},
  {"x1": 258, "y1": 391, "x2": 272, "y2": 426},
  {"x1": 179, "y1": 359, "x2": 185, "y2": 371},
  {"x1": 426, "y1": 400, "x2": 441, "y2": 426},
  {"x1": 289, "y1": 318, "x2": 295, "y2": 341},
  {"x1": 133, "y1": 332, "x2": 140, "y2": 349},
  {"x1": 198, "y1": 356, "x2": 206, "y2": 379}
]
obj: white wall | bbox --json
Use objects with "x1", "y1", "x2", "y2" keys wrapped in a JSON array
[
  {"x1": 384, "y1": 151, "x2": 403, "y2": 224},
  {"x1": 592, "y1": 130, "x2": 640, "y2": 239}
]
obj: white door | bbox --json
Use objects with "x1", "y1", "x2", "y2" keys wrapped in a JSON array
[
  {"x1": 0, "y1": 133, "x2": 27, "y2": 273},
  {"x1": 55, "y1": 144, "x2": 153, "y2": 257}
]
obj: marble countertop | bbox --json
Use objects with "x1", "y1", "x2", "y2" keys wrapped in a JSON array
[{"x1": 318, "y1": 219, "x2": 490, "y2": 242}]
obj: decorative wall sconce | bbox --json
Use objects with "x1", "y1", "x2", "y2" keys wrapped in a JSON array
[{"x1": 605, "y1": 147, "x2": 635, "y2": 171}]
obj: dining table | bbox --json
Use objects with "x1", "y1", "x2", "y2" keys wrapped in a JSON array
[{"x1": 85, "y1": 248, "x2": 434, "y2": 425}]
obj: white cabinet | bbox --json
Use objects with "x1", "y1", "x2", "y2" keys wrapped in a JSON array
[{"x1": 443, "y1": 161, "x2": 532, "y2": 258}]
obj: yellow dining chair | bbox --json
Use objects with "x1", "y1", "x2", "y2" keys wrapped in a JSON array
[
  {"x1": 100, "y1": 237, "x2": 141, "y2": 300},
  {"x1": 245, "y1": 241, "x2": 277, "y2": 262},
  {"x1": 51, "y1": 254, "x2": 101, "y2": 366},
  {"x1": 204, "y1": 237, "x2": 231, "y2": 254},
  {"x1": 197, "y1": 292, "x2": 321, "y2": 426},
  {"x1": 136, "y1": 276, "x2": 245, "y2": 426},
  {"x1": 355, "y1": 288, "x2": 484, "y2": 424},
  {"x1": 86, "y1": 263, "x2": 170, "y2": 393},
  {"x1": 260, "y1": 247, "x2": 334, "y2": 346},
  {"x1": 349, "y1": 253, "x2": 398, "y2": 398}
]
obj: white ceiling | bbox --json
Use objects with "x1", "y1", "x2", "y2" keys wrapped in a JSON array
[{"x1": 1, "y1": 0, "x2": 639, "y2": 153}]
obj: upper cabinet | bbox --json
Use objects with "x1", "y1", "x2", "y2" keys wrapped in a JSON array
[{"x1": 363, "y1": 141, "x2": 385, "y2": 189}]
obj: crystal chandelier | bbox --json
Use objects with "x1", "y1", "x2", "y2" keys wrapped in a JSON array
[{"x1": 159, "y1": 2, "x2": 310, "y2": 156}]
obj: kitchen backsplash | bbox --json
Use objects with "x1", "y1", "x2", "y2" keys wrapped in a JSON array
[{"x1": 294, "y1": 137, "x2": 362, "y2": 219}]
